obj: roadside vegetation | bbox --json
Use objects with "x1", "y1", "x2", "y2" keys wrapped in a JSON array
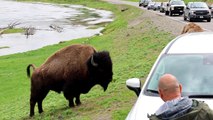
[
  {"x1": 129, "y1": 0, "x2": 213, "y2": 4},
  {"x1": 0, "y1": 0, "x2": 174, "y2": 120},
  {"x1": 3, "y1": 28, "x2": 24, "y2": 34}
]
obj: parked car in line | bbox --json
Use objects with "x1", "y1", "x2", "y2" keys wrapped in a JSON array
[
  {"x1": 126, "y1": 32, "x2": 213, "y2": 120},
  {"x1": 159, "y1": 2, "x2": 168, "y2": 13},
  {"x1": 153, "y1": 2, "x2": 161, "y2": 11},
  {"x1": 147, "y1": 2, "x2": 155, "y2": 10},
  {"x1": 183, "y1": 2, "x2": 211, "y2": 22},
  {"x1": 165, "y1": 0, "x2": 186, "y2": 16},
  {"x1": 142, "y1": 0, "x2": 152, "y2": 7},
  {"x1": 139, "y1": 0, "x2": 145, "y2": 7}
]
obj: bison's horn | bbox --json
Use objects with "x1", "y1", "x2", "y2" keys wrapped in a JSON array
[{"x1": 91, "y1": 55, "x2": 98, "y2": 67}]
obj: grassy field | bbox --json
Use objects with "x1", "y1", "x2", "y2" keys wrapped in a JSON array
[{"x1": 0, "y1": 0, "x2": 174, "y2": 120}]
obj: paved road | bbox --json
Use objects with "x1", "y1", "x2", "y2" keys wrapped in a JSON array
[{"x1": 103, "y1": 0, "x2": 213, "y2": 31}]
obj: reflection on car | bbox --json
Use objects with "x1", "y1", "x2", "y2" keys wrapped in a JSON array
[
  {"x1": 126, "y1": 32, "x2": 213, "y2": 120},
  {"x1": 184, "y1": 2, "x2": 211, "y2": 22}
]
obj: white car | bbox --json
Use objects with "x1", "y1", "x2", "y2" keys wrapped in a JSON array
[{"x1": 126, "y1": 32, "x2": 213, "y2": 120}]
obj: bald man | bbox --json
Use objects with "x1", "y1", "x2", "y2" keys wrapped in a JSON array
[
  {"x1": 158, "y1": 74, "x2": 182, "y2": 102},
  {"x1": 148, "y1": 74, "x2": 213, "y2": 120}
]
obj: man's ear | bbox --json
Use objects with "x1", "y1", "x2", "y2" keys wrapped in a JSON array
[
  {"x1": 179, "y1": 84, "x2": 182, "y2": 93},
  {"x1": 158, "y1": 89, "x2": 163, "y2": 98}
]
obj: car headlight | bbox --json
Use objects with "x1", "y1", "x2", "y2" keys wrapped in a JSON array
[
  {"x1": 171, "y1": 7, "x2": 174, "y2": 10},
  {"x1": 207, "y1": 10, "x2": 211, "y2": 15},
  {"x1": 189, "y1": 10, "x2": 195, "y2": 15}
]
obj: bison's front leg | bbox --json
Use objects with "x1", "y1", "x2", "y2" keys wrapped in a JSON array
[
  {"x1": 75, "y1": 94, "x2": 81, "y2": 106},
  {"x1": 63, "y1": 89, "x2": 75, "y2": 107},
  {"x1": 37, "y1": 89, "x2": 49, "y2": 114},
  {"x1": 68, "y1": 98, "x2": 75, "y2": 107}
]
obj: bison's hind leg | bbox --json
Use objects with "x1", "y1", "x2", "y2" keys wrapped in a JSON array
[
  {"x1": 37, "y1": 89, "x2": 49, "y2": 114},
  {"x1": 30, "y1": 88, "x2": 49, "y2": 117},
  {"x1": 30, "y1": 97, "x2": 36, "y2": 117}
]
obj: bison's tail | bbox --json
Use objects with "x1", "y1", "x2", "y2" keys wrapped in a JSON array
[{"x1": 27, "y1": 64, "x2": 36, "y2": 78}]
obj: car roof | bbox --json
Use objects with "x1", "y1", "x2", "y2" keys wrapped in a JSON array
[{"x1": 166, "y1": 32, "x2": 213, "y2": 54}]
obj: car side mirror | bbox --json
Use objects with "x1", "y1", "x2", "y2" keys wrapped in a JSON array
[
  {"x1": 186, "y1": 6, "x2": 189, "y2": 9},
  {"x1": 126, "y1": 78, "x2": 141, "y2": 97},
  {"x1": 167, "y1": 3, "x2": 169, "y2": 6}
]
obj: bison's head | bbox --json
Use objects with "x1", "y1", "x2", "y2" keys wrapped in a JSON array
[{"x1": 88, "y1": 51, "x2": 113, "y2": 91}]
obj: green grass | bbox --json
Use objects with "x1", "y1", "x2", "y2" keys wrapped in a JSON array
[
  {"x1": 126, "y1": 0, "x2": 213, "y2": 4},
  {"x1": 0, "y1": 0, "x2": 175, "y2": 120},
  {"x1": 3, "y1": 28, "x2": 24, "y2": 34}
]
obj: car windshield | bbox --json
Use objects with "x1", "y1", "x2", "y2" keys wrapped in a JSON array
[
  {"x1": 190, "y1": 2, "x2": 208, "y2": 8},
  {"x1": 171, "y1": 1, "x2": 185, "y2": 5},
  {"x1": 145, "y1": 54, "x2": 213, "y2": 96},
  {"x1": 155, "y1": 2, "x2": 161, "y2": 6}
]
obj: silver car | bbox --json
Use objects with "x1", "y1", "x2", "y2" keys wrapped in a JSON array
[{"x1": 126, "y1": 32, "x2": 213, "y2": 120}]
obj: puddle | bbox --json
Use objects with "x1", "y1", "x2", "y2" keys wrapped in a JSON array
[{"x1": 0, "y1": 0, "x2": 113, "y2": 56}]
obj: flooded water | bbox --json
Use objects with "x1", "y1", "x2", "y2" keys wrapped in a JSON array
[{"x1": 0, "y1": 0, "x2": 113, "y2": 56}]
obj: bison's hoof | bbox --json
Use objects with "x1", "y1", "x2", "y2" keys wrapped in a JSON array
[
  {"x1": 76, "y1": 102, "x2": 81, "y2": 106},
  {"x1": 30, "y1": 113, "x2": 34, "y2": 117},
  {"x1": 69, "y1": 103, "x2": 75, "y2": 108}
]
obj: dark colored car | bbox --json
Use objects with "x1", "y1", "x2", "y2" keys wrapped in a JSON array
[
  {"x1": 165, "y1": 0, "x2": 186, "y2": 16},
  {"x1": 153, "y1": 2, "x2": 161, "y2": 11},
  {"x1": 184, "y1": 2, "x2": 211, "y2": 22}
]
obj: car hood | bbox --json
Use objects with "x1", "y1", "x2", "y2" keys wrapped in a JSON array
[
  {"x1": 190, "y1": 8, "x2": 210, "y2": 11},
  {"x1": 126, "y1": 95, "x2": 213, "y2": 120},
  {"x1": 171, "y1": 5, "x2": 185, "y2": 7}
]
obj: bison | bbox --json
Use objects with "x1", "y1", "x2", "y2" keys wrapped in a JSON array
[
  {"x1": 181, "y1": 22, "x2": 204, "y2": 34},
  {"x1": 27, "y1": 44, "x2": 113, "y2": 117}
]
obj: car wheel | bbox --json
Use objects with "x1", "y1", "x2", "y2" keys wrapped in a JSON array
[
  {"x1": 165, "y1": 11, "x2": 169, "y2": 15},
  {"x1": 184, "y1": 16, "x2": 187, "y2": 21},
  {"x1": 207, "y1": 18, "x2": 211, "y2": 22},
  {"x1": 169, "y1": 11, "x2": 172, "y2": 16},
  {"x1": 189, "y1": 17, "x2": 193, "y2": 22}
]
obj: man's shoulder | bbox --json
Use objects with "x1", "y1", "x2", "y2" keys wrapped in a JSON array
[{"x1": 148, "y1": 99, "x2": 213, "y2": 120}]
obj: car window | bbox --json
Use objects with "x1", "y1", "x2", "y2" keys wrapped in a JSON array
[
  {"x1": 171, "y1": 1, "x2": 185, "y2": 5},
  {"x1": 190, "y1": 2, "x2": 208, "y2": 8},
  {"x1": 146, "y1": 54, "x2": 213, "y2": 96}
]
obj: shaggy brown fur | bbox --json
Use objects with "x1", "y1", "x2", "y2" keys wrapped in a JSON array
[
  {"x1": 27, "y1": 44, "x2": 113, "y2": 117},
  {"x1": 181, "y1": 22, "x2": 204, "y2": 34}
]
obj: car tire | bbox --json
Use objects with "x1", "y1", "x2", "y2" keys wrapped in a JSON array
[
  {"x1": 189, "y1": 17, "x2": 193, "y2": 22},
  {"x1": 169, "y1": 11, "x2": 173, "y2": 16},
  {"x1": 207, "y1": 18, "x2": 211, "y2": 22},
  {"x1": 184, "y1": 16, "x2": 187, "y2": 21},
  {"x1": 165, "y1": 11, "x2": 169, "y2": 15}
]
